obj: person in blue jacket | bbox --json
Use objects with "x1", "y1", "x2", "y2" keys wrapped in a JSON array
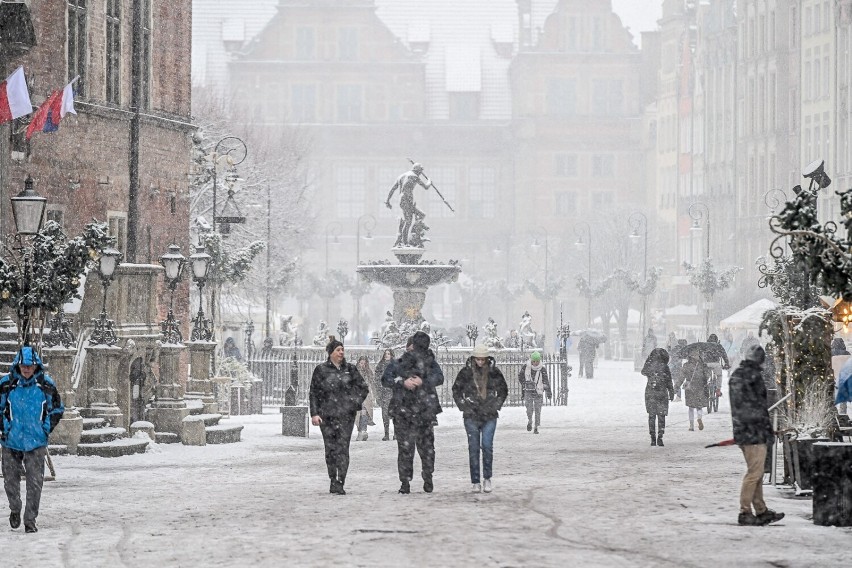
[{"x1": 0, "y1": 346, "x2": 64, "y2": 533}]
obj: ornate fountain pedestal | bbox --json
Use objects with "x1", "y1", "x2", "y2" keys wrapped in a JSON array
[{"x1": 357, "y1": 247, "x2": 461, "y2": 325}]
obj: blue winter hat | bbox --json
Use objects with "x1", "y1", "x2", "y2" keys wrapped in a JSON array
[{"x1": 17, "y1": 346, "x2": 37, "y2": 366}]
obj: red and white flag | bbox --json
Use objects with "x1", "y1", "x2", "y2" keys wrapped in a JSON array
[
  {"x1": 26, "y1": 80, "x2": 77, "y2": 140},
  {"x1": 0, "y1": 66, "x2": 32, "y2": 125}
]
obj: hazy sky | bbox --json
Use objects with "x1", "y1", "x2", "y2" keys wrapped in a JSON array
[{"x1": 611, "y1": 0, "x2": 663, "y2": 45}]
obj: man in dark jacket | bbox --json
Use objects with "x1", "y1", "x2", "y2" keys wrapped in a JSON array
[
  {"x1": 0, "y1": 346, "x2": 64, "y2": 533},
  {"x1": 381, "y1": 331, "x2": 444, "y2": 494},
  {"x1": 452, "y1": 345, "x2": 508, "y2": 493},
  {"x1": 309, "y1": 338, "x2": 369, "y2": 495},
  {"x1": 728, "y1": 345, "x2": 784, "y2": 526}
]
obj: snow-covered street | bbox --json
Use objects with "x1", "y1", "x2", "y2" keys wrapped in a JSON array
[{"x1": 4, "y1": 359, "x2": 850, "y2": 567}]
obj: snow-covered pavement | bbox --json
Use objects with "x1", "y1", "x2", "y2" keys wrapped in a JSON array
[{"x1": 3, "y1": 359, "x2": 851, "y2": 567}]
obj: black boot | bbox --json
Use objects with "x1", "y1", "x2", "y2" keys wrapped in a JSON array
[
  {"x1": 648, "y1": 415, "x2": 656, "y2": 446},
  {"x1": 657, "y1": 434, "x2": 664, "y2": 447},
  {"x1": 399, "y1": 480, "x2": 411, "y2": 494},
  {"x1": 650, "y1": 433, "x2": 657, "y2": 446}
]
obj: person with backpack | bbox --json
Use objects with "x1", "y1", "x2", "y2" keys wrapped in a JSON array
[
  {"x1": 0, "y1": 346, "x2": 64, "y2": 533},
  {"x1": 641, "y1": 348, "x2": 674, "y2": 446},
  {"x1": 518, "y1": 351, "x2": 551, "y2": 434},
  {"x1": 381, "y1": 331, "x2": 444, "y2": 494}
]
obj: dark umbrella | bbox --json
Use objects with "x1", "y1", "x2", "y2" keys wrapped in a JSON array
[
  {"x1": 685, "y1": 341, "x2": 729, "y2": 365},
  {"x1": 576, "y1": 329, "x2": 607, "y2": 343}
]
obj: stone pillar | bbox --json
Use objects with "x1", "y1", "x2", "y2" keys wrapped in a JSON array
[
  {"x1": 145, "y1": 343, "x2": 190, "y2": 436},
  {"x1": 80, "y1": 345, "x2": 126, "y2": 428},
  {"x1": 43, "y1": 346, "x2": 83, "y2": 453},
  {"x1": 186, "y1": 341, "x2": 218, "y2": 413}
]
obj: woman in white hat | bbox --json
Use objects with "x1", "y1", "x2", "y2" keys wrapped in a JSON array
[{"x1": 451, "y1": 344, "x2": 508, "y2": 493}]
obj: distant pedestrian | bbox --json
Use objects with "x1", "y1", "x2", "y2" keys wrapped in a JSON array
[
  {"x1": 0, "y1": 346, "x2": 64, "y2": 533},
  {"x1": 381, "y1": 331, "x2": 444, "y2": 494},
  {"x1": 374, "y1": 349, "x2": 395, "y2": 440},
  {"x1": 309, "y1": 338, "x2": 369, "y2": 495},
  {"x1": 452, "y1": 345, "x2": 508, "y2": 493},
  {"x1": 577, "y1": 334, "x2": 598, "y2": 378},
  {"x1": 518, "y1": 350, "x2": 551, "y2": 434},
  {"x1": 681, "y1": 346, "x2": 710, "y2": 431},
  {"x1": 729, "y1": 345, "x2": 784, "y2": 526},
  {"x1": 641, "y1": 348, "x2": 674, "y2": 446},
  {"x1": 669, "y1": 339, "x2": 686, "y2": 402},
  {"x1": 641, "y1": 328, "x2": 658, "y2": 361},
  {"x1": 354, "y1": 356, "x2": 378, "y2": 441},
  {"x1": 223, "y1": 336, "x2": 242, "y2": 361}
]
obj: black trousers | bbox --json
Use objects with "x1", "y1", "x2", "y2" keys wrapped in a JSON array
[
  {"x1": 648, "y1": 414, "x2": 666, "y2": 436},
  {"x1": 393, "y1": 416, "x2": 435, "y2": 482},
  {"x1": 319, "y1": 414, "x2": 356, "y2": 484},
  {"x1": 2, "y1": 446, "x2": 47, "y2": 525}
]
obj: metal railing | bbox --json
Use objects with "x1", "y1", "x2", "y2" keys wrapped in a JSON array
[{"x1": 247, "y1": 345, "x2": 571, "y2": 407}]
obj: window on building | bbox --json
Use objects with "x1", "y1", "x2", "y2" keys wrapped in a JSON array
[
  {"x1": 592, "y1": 79, "x2": 623, "y2": 115},
  {"x1": 469, "y1": 167, "x2": 496, "y2": 218},
  {"x1": 555, "y1": 191, "x2": 577, "y2": 215},
  {"x1": 804, "y1": 61, "x2": 812, "y2": 101},
  {"x1": 336, "y1": 85, "x2": 362, "y2": 122},
  {"x1": 805, "y1": 7, "x2": 812, "y2": 37},
  {"x1": 46, "y1": 208, "x2": 65, "y2": 228},
  {"x1": 108, "y1": 212, "x2": 128, "y2": 254},
  {"x1": 546, "y1": 78, "x2": 576, "y2": 116},
  {"x1": 106, "y1": 0, "x2": 121, "y2": 104},
  {"x1": 295, "y1": 27, "x2": 315, "y2": 59},
  {"x1": 335, "y1": 166, "x2": 365, "y2": 218},
  {"x1": 824, "y1": 54, "x2": 830, "y2": 98},
  {"x1": 814, "y1": 4, "x2": 821, "y2": 34},
  {"x1": 790, "y1": 6, "x2": 798, "y2": 48},
  {"x1": 338, "y1": 27, "x2": 358, "y2": 61},
  {"x1": 426, "y1": 167, "x2": 456, "y2": 218},
  {"x1": 449, "y1": 92, "x2": 480, "y2": 121},
  {"x1": 291, "y1": 84, "x2": 316, "y2": 122},
  {"x1": 592, "y1": 17, "x2": 603, "y2": 51},
  {"x1": 591, "y1": 154, "x2": 615, "y2": 178},
  {"x1": 554, "y1": 154, "x2": 577, "y2": 177},
  {"x1": 67, "y1": 0, "x2": 88, "y2": 97},
  {"x1": 140, "y1": 0, "x2": 152, "y2": 109},
  {"x1": 814, "y1": 58, "x2": 821, "y2": 99},
  {"x1": 591, "y1": 192, "x2": 613, "y2": 208}
]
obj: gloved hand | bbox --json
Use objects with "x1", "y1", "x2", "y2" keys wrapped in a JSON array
[{"x1": 716, "y1": 389, "x2": 723, "y2": 398}]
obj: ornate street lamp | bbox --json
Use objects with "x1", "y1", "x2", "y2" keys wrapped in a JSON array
[
  {"x1": 189, "y1": 244, "x2": 213, "y2": 342},
  {"x1": 530, "y1": 228, "x2": 549, "y2": 335},
  {"x1": 210, "y1": 136, "x2": 247, "y2": 235},
  {"x1": 628, "y1": 211, "x2": 649, "y2": 335},
  {"x1": 337, "y1": 319, "x2": 349, "y2": 344},
  {"x1": 89, "y1": 246, "x2": 122, "y2": 346},
  {"x1": 688, "y1": 201, "x2": 710, "y2": 260},
  {"x1": 11, "y1": 175, "x2": 47, "y2": 235},
  {"x1": 159, "y1": 244, "x2": 186, "y2": 344},
  {"x1": 466, "y1": 322, "x2": 478, "y2": 347}
]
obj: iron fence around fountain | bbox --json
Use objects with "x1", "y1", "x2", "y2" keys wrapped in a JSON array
[{"x1": 248, "y1": 346, "x2": 570, "y2": 408}]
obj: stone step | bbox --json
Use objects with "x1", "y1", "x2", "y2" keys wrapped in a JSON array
[
  {"x1": 195, "y1": 413, "x2": 223, "y2": 427},
  {"x1": 154, "y1": 432, "x2": 180, "y2": 444},
  {"x1": 206, "y1": 423, "x2": 243, "y2": 444},
  {"x1": 48, "y1": 444, "x2": 70, "y2": 456},
  {"x1": 185, "y1": 398, "x2": 204, "y2": 415},
  {"x1": 82, "y1": 417, "x2": 107, "y2": 431},
  {"x1": 77, "y1": 438, "x2": 149, "y2": 458},
  {"x1": 79, "y1": 427, "x2": 126, "y2": 444}
]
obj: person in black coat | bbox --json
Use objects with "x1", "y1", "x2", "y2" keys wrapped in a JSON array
[
  {"x1": 728, "y1": 345, "x2": 784, "y2": 526},
  {"x1": 451, "y1": 345, "x2": 508, "y2": 493},
  {"x1": 309, "y1": 338, "x2": 369, "y2": 496},
  {"x1": 641, "y1": 348, "x2": 674, "y2": 447},
  {"x1": 381, "y1": 331, "x2": 444, "y2": 494}
]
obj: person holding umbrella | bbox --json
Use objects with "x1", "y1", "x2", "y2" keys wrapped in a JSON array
[
  {"x1": 641, "y1": 348, "x2": 674, "y2": 446},
  {"x1": 728, "y1": 344, "x2": 784, "y2": 526}
]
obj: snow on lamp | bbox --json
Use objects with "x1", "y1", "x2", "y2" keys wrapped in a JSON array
[{"x1": 11, "y1": 175, "x2": 47, "y2": 235}]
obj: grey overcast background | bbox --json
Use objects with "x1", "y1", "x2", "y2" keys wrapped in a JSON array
[{"x1": 613, "y1": 0, "x2": 663, "y2": 44}]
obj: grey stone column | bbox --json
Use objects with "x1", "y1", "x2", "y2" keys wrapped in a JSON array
[
  {"x1": 145, "y1": 342, "x2": 189, "y2": 436},
  {"x1": 186, "y1": 341, "x2": 218, "y2": 413},
  {"x1": 80, "y1": 345, "x2": 126, "y2": 428},
  {"x1": 43, "y1": 346, "x2": 83, "y2": 453}
]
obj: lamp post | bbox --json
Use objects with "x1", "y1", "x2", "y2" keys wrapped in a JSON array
[
  {"x1": 189, "y1": 244, "x2": 213, "y2": 342},
  {"x1": 89, "y1": 246, "x2": 122, "y2": 346},
  {"x1": 530, "y1": 228, "x2": 549, "y2": 340},
  {"x1": 689, "y1": 201, "x2": 711, "y2": 338},
  {"x1": 628, "y1": 211, "x2": 648, "y2": 336},
  {"x1": 764, "y1": 188, "x2": 789, "y2": 218},
  {"x1": 159, "y1": 244, "x2": 186, "y2": 344},
  {"x1": 355, "y1": 213, "x2": 376, "y2": 342},
  {"x1": 10, "y1": 175, "x2": 47, "y2": 345},
  {"x1": 210, "y1": 136, "x2": 247, "y2": 235},
  {"x1": 324, "y1": 221, "x2": 341, "y2": 322},
  {"x1": 574, "y1": 221, "x2": 593, "y2": 327}
]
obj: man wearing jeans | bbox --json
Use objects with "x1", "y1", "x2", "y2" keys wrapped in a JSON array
[
  {"x1": 729, "y1": 345, "x2": 784, "y2": 526},
  {"x1": 452, "y1": 345, "x2": 508, "y2": 493},
  {"x1": 0, "y1": 346, "x2": 64, "y2": 533}
]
